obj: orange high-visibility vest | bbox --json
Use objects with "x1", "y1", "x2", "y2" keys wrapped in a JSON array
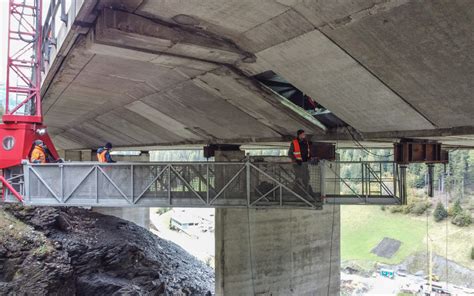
[
  {"x1": 31, "y1": 146, "x2": 46, "y2": 163},
  {"x1": 97, "y1": 150, "x2": 107, "y2": 163},
  {"x1": 292, "y1": 139, "x2": 310, "y2": 161}
]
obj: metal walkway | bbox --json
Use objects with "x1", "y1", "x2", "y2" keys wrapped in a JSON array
[{"x1": 2, "y1": 160, "x2": 406, "y2": 209}]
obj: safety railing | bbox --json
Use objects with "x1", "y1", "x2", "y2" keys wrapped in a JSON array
[
  {"x1": 2, "y1": 160, "x2": 405, "y2": 208},
  {"x1": 3, "y1": 161, "x2": 323, "y2": 209},
  {"x1": 322, "y1": 161, "x2": 405, "y2": 205},
  {"x1": 1, "y1": 166, "x2": 24, "y2": 202}
]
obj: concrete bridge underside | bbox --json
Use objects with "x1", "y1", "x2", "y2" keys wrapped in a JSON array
[
  {"x1": 42, "y1": 0, "x2": 474, "y2": 150},
  {"x1": 32, "y1": 2, "x2": 474, "y2": 295}
]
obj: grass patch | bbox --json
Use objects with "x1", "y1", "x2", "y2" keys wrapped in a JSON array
[
  {"x1": 33, "y1": 244, "x2": 53, "y2": 256},
  {"x1": 342, "y1": 206, "x2": 426, "y2": 265},
  {"x1": 426, "y1": 217, "x2": 474, "y2": 268},
  {"x1": 0, "y1": 208, "x2": 54, "y2": 255},
  {"x1": 0, "y1": 209, "x2": 30, "y2": 241},
  {"x1": 342, "y1": 205, "x2": 474, "y2": 270}
]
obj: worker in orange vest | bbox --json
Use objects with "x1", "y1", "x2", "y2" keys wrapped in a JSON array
[
  {"x1": 97, "y1": 142, "x2": 116, "y2": 163},
  {"x1": 288, "y1": 129, "x2": 311, "y2": 190},
  {"x1": 30, "y1": 140, "x2": 47, "y2": 164}
]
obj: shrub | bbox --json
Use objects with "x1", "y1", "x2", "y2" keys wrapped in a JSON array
[
  {"x1": 451, "y1": 211, "x2": 472, "y2": 227},
  {"x1": 433, "y1": 202, "x2": 448, "y2": 222},
  {"x1": 471, "y1": 247, "x2": 474, "y2": 260},
  {"x1": 451, "y1": 199, "x2": 463, "y2": 217},
  {"x1": 156, "y1": 208, "x2": 171, "y2": 215},
  {"x1": 411, "y1": 201, "x2": 431, "y2": 216},
  {"x1": 448, "y1": 206, "x2": 455, "y2": 217},
  {"x1": 403, "y1": 202, "x2": 415, "y2": 214}
]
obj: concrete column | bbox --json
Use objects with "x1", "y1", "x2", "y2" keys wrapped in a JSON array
[
  {"x1": 58, "y1": 149, "x2": 94, "y2": 161},
  {"x1": 93, "y1": 207, "x2": 150, "y2": 229},
  {"x1": 215, "y1": 207, "x2": 340, "y2": 296},
  {"x1": 214, "y1": 150, "x2": 340, "y2": 295}
]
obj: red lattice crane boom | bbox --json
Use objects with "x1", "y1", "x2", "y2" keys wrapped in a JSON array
[{"x1": 1, "y1": 0, "x2": 58, "y2": 170}]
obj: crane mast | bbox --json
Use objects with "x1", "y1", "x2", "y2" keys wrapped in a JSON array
[{"x1": 1, "y1": 0, "x2": 58, "y2": 170}]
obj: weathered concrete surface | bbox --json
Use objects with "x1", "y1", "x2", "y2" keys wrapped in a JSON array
[
  {"x1": 253, "y1": 30, "x2": 433, "y2": 132},
  {"x1": 42, "y1": 9, "x2": 322, "y2": 149},
  {"x1": 41, "y1": 0, "x2": 474, "y2": 148},
  {"x1": 319, "y1": 0, "x2": 474, "y2": 129},
  {"x1": 215, "y1": 207, "x2": 340, "y2": 296}
]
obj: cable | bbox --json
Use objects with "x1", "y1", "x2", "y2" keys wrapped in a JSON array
[
  {"x1": 17, "y1": 0, "x2": 40, "y2": 43},
  {"x1": 445, "y1": 181, "x2": 449, "y2": 291},
  {"x1": 246, "y1": 208, "x2": 256, "y2": 296},
  {"x1": 326, "y1": 127, "x2": 340, "y2": 295},
  {"x1": 326, "y1": 198, "x2": 336, "y2": 295},
  {"x1": 426, "y1": 205, "x2": 429, "y2": 276},
  {"x1": 447, "y1": 147, "x2": 460, "y2": 152},
  {"x1": 345, "y1": 127, "x2": 394, "y2": 158},
  {"x1": 290, "y1": 209, "x2": 294, "y2": 292}
]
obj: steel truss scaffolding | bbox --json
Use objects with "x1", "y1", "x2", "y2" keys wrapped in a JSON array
[{"x1": 2, "y1": 160, "x2": 406, "y2": 209}]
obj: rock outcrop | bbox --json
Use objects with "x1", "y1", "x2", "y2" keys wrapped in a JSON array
[{"x1": 0, "y1": 205, "x2": 214, "y2": 295}]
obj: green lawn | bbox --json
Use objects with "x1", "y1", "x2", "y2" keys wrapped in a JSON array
[
  {"x1": 341, "y1": 206, "x2": 425, "y2": 266},
  {"x1": 341, "y1": 205, "x2": 474, "y2": 269}
]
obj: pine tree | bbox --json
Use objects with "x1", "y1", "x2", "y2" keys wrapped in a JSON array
[{"x1": 451, "y1": 199, "x2": 463, "y2": 217}]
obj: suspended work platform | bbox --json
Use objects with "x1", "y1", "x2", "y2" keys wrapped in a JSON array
[{"x1": 2, "y1": 160, "x2": 406, "y2": 209}]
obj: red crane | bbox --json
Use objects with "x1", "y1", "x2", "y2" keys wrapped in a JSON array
[
  {"x1": 1, "y1": 0, "x2": 59, "y2": 200},
  {"x1": 1, "y1": 0, "x2": 58, "y2": 169}
]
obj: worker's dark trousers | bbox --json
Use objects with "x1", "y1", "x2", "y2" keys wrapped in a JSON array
[{"x1": 293, "y1": 162, "x2": 310, "y2": 191}]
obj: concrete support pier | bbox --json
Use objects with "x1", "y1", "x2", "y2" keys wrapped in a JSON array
[
  {"x1": 215, "y1": 207, "x2": 340, "y2": 296},
  {"x1": 93, "y1": 207, "x2": 150, "y2": 229},
  {"x1": 214, "y1": 149, "x2": 340, "y2": 295}
]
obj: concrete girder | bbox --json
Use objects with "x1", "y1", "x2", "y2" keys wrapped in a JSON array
[{"x1": 95, "y1": 9, "x2": 253, "y2": 65}]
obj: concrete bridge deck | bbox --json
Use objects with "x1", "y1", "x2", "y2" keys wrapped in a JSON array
[{"x1": 39, "y1": 0, "x2": 474, "y2": 150}]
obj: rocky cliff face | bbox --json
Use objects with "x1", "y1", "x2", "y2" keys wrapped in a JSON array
[{"x1": 0, "y1": 205, "x2": 214, "y2": 295}]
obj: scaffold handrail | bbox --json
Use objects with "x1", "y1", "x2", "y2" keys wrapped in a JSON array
[{"x1": 1, "y1": 160, "x2": 406, "y2": 208}]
